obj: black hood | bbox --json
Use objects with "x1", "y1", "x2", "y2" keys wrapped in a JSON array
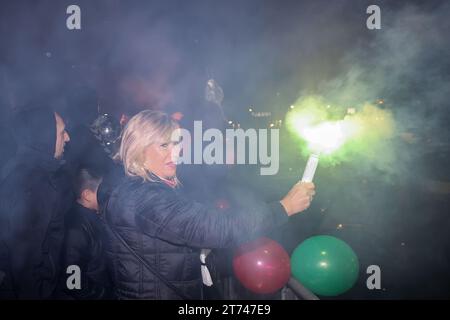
[{"x1": 12, "y1": 106, "x2": 57, "y2": 157}]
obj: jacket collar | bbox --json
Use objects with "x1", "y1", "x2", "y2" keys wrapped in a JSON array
[{"x1": 148, "y1": 172, "x2": 178, "y2": 189}]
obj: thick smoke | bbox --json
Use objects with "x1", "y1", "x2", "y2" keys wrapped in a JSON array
[{"x1": 315, "y1": 1, "x2": 450, "y2": 182}]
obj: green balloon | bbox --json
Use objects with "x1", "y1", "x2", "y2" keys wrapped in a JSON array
[{"x1": 291, "y1": 235, "x2": 359, "y2": 296}]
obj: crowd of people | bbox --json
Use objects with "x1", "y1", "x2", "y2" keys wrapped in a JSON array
[{"x1": 0, "y1": 84, "x2": 315, "y2": 300}]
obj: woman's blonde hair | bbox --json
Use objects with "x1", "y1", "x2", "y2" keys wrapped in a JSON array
[{"x1": 119, "y1": 109, "x2": 179, "y2": 182}]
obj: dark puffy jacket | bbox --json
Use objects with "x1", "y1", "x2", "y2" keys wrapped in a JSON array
[
  {"x1": 60, "y1": 203, "x2": 114, "y2": 299},
  {"x1": 97, "y1": 162, "x2": 126, "y2": 213},
  {"x1": 104, "y1": 175, "x2": 289, "y2": 300},
  {"x1": 0, "y1": 106, "x2": 73, "y2": 299}
]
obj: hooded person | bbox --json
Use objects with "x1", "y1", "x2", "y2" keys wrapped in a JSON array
[{"x1": 0, "y1": 105, "x2": 72, "y2": 299}]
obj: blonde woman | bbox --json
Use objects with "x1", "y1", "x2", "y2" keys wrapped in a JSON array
[{"x1": 104, "y1": 110, "x2": 315, "y2": 299}]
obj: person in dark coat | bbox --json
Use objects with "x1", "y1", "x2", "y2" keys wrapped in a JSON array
[
  {"x1": 60, "y1": 85, "x2": 123, "y2": 215},
  {"x1": 104, "y1": 110, "x2": 315, "y2": 299},
  {"x1": 60, "y1": 167, "x2": 114, "y2": 299},
  {"x1": 0, "y1": 106, "x2": 72, "y2": 299}
]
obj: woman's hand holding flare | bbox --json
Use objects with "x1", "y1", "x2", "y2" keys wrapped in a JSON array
[{"x1": 280, "y1": 182, "x2": 316, "y2": 216}]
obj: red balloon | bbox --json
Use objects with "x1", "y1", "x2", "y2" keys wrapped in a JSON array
[{"x1": 233, "y1": 237, "x2": 291, "y2": 294}]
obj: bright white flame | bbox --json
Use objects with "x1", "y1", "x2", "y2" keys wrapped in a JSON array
[
  {"x1": 302, "y1": 121, "x2": 346, "y2": 154},
  {"x1": 347, "y1": 108, "x2": 356, "y2": 114}
]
